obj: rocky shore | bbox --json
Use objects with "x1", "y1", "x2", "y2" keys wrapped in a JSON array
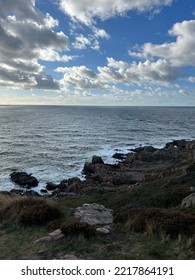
[
  {"x1": 5, "y1": 139, "x2": 195, "y2": 198},
  {"x1": 0, "y1": 139, "x2": 195, "y2": 259}
]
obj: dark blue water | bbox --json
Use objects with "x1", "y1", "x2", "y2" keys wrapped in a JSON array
[{"x1": 0, "y1": 105, "x2": 194, "y2": 191}]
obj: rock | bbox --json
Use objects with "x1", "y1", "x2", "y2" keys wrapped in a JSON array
[
  {"x1": 74, "y1": 203, "x2": 113, "y2": 226},
  {"x1": 9, "y1": 189, "x2": 24, "y2": 196},
  {"x1": 83, "y1": 162, "x2": 95, "y2": 175},
  {"x1": 40, "y1": 189, "x2": 48, "y2": 194},
  {"x1": 67, "y1": 177, "x2": 81, "y2": 185},
  {"x1": 63, "y1": 254, "x2": 79, "y2": 260},
  {"x1": 25, "y1": 190, "x2": 40, "y2": 197},
  {"x1": 67, "y1": 177, "x2": 81, "y2": 192},
  {"x1": 48, "y1": 229, "x2": 65, "y2": 240},
  {"x1": 58, "y1": 180, "x2": 68, "y2": 192},
  {"x1": 9, "y1": 189, "x2": 40, "y2": 196},
  {"x1": 34, "y1": 229, "x2": 65, "y2": 243},
  {"x1": 46, "y1": 182, "x2": 59, "y2": 191},
  {"x1": 181, "y1": 193, "x2": 195, "y2": 208},
  {"x1": 125, "y1": 153, "x2": 137, "y2": 163},
  {"x1": 92, "y1": 155, "x2": 104, "y2": 164},
  {"x1": 143, "y1": 146, "x2": 157, "y2": 153},
  {"x1": 52, "y1": 192, "x2": 78, "y2": 198},
  {"x1": 10, "y1": 171, "x2": 39, "y2": 187},
  {"x1": 33, "y1": 236, "x2": 52, "y2": 243},
  {"x1": 112, "y1": 153, "x2": 126, "y2": 160},
  {"x1": 96, "y1": 225, "x2": 111, "y2": 234}
]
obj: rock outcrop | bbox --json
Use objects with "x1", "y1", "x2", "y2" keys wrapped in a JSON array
[
  {"x1": 10, "y1": 171, "x2": 39, "y2": 188},
  {"x1": 74, "y1": 203, "x2": 113, "y2": 226}
]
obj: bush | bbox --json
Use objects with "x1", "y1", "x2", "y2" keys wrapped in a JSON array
[
  {"x1": 60, "y1": 220, "x2": 96, "y2": 239},
  {"x1": 2, "y1": 197, "x2": 62, "y2": 225},
  {"x1": 151, "y1": 186, "x2": 192, "y2": 208},
  {"x1": 130, "y1": 208, "x2": 195, "y2": 238},
  {"x1": 113, "y1": 204, "x2": 142, "y2": 223}
]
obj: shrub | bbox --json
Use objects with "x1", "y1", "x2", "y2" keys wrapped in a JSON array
[
  {"x1": 2, "y1": 197, "x2": 62, "y2": 225},
  {"x1": 113, "y1": 204, "x2": 142, "y2": 223},
  {"x1": 151, "y1": 186, "x2": 192, "y2": 208},
  {"x1": 60, "y1": 220, "x2": 96, "y2": 240},
  {"x1": 129, "y1": 208, "x2": 195, "y2": 238}
]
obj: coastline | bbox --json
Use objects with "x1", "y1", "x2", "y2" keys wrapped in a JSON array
[
  {"x1": 2, "y1": 139, "x2": 195, "y2": 197},
  {"x1": 0, "y1": 139, "x2": 195, "y2": 260}
]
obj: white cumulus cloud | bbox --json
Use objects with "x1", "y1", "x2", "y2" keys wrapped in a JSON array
[
  {"x1": 129, "y1": 20, "x2": 195, "y2": 67},
  {"x1": 59, "y1": 0, "x2": 173, "y2": 25},
  {"x1": 56, "y1": 57, "x2": 180, "y2": 91}
]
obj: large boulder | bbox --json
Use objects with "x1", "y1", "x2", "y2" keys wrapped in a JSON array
[
  {"x1": 10, "y1": 171, "x2": 39, "y2": 187},
  {"x1": 74, "y1": 203, "x2": 113, "y2": 226},
  {"x1": 181, "y1": 193, "x2": 195, "y2": 208}
]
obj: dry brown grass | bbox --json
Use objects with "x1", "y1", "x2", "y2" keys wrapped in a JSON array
[{"x1": 0, "y1": 195, "x2": 62, "y2": 225}]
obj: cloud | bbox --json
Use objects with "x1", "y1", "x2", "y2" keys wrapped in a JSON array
[
  {"x1": 188, "y1": 76, "x2": 195, "y2": 83},
  {"x1": 59, "y1": 0, "x2": 173, "y2": 25},
  {"x1": 0, "y1": 0, "x2": 69, "y2": 90},
  {"x1": 0, "y1": 0, "x2": 40, "y2": 21},
  {"x1": 56, "y1": 57, "x2": 180, "y2": 91},
  {"x1": 99, "y1": 57, "x2": 180, "y2": 85},
  {"x1": 60, "y1": 0, "x2": 170, "y2": 51},
  {"x1": 129, "y1": 20, "x2": 195, "y2": 67},
  {"x1": 72, "y1": 34, "x2": 100, "y2": 50},
  {"x1": 92, "y1": 27, "x2": 110, "y2": 39},
  {"x1": 56, "y1": 65, "x2": 106, "y2": 89}
]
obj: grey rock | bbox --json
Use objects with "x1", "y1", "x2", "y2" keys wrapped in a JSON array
[
  {"x1": 96, "y1": 225, "x2": 111, "y2": 234},
  {"x1": 181, "y1": 193, "x2": 195, "y2": 208},
  {"x1": 74, "y1": 203, "x2": 113, "y2": 226}
]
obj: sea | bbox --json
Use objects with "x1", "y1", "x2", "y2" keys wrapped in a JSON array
[{"x1": 0, "y1": 105, "x2": 194, "y2": 192}]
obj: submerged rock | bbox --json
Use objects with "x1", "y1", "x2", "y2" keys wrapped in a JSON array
[
  {"x1": 46, "y1": 182, "x2": 59, "y2": 191},
  {"x1": 10, "y1": 171, "x2": 39, "y2": 187},
  {"x1": 112, "y1": 153, "x2": 126, "y2": 160}
]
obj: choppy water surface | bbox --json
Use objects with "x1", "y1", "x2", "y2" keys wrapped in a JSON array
[{"x1": 0, "y1": 105, "x2": 194, "y2": 191}]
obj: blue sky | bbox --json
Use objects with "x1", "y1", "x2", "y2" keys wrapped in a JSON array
[{"x1": 0, "y1": 0, "x2": 195, "y2": 106}]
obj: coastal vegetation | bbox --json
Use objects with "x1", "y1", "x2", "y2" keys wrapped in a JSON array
[{"x1": 0, "y1": 140, "x2": 195, "y2": 259}]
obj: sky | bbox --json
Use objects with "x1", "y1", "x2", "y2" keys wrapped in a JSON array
[{"x1": 0, "y1": 0, "x2": 195, "y2": 106}]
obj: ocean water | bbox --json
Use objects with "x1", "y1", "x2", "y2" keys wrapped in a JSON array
[{"x1": 0, "y1": 105, "x2": 194, "y2": 192}]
